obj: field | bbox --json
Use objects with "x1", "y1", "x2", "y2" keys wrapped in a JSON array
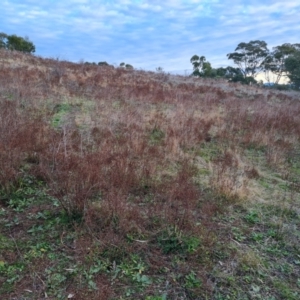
[{"x1": 0, "y1": 49, "x2": 299, "y2": 299}]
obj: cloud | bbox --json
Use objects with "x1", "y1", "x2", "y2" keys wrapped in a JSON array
[{"x1": 0, "y1": 0, "x2": 299, "y2": 72}]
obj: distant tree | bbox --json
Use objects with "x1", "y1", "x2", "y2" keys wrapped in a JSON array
[
  {"x1": 120, "y1": 62, "x2": 133, "y2": 69},
  {"x1": 227, "y1": 40, "x2": 269, "y2": 78},
  {"x1": 125, "y1": 64, "x2": 133, "y2": 69},
  {"x1": 98, "y1": 61, "x2": 109, "y2": 66},
  {"x1": 190, "y1": 55, "x2": 204, "y2": 76},
  {"x1": 224, "y1": 66, "x2": 244, "y2": 80},
  {"x1": 222, "y1": 66, "x2": 257, "y2": 85},
  {"x1": 263, "y1": 43, "x2": 300, "y2": 84},
  {"x1": 230, "y1": 75, "x2": 257, "y2": 85},
  {"x1": 285, "y1": 50, "x2": 300, "y2": 89},
  {"x1": 190, "y1": 55, "x2": 213, "y2": 77},
  {"x1": 202, "y1": 61, "x2": 213, "y2": 77},
  {"x1": 214, "y1": 67, "x2": 228, "y2": 78},
  {"x1": 0, "y1": 32, "x2": 8, "y2": 49},
  {"x1": 5, "y1": 34, "x2": 35, "y2": 53}
]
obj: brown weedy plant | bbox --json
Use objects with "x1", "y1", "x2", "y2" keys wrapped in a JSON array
[{"x1": 0, "y1": 49, "x2": 299, "y2": 299}]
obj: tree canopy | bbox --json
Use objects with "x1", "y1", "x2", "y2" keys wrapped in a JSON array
[
  {"x1": 0, "y1": 33, "x2": 7, "y2": 49},
  {"x1": 227, "y1": 40, "x2": 269, "y2": 78},
  {"x1": 190, "y1": 55, "x2": 257, "y2": 84},
  {"x1": 263, "y1": 43, "x2": 300, "y2": 84},
  {"x1": 120, "y1": 62, "x2": 134, "y2": 69},
  {"x1": 98, "y1": 61, "x2": 109, "y2": 66},
  {"x1": 190, "y1": 55, "x2": 213, "y2": 78},
  {"x1": 0, "y1": 33, "x2": 35, "y2": 54},
  {"x1": 285, "y1": 50, "x2": 300, "y2": 89},
  {"x1": 187, "y1": 40, "x2": 296, "y2": 87}
]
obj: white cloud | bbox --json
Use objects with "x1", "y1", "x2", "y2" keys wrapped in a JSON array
[{"x1": 0, "y1": 0, "x2": 299, "y2": 72}]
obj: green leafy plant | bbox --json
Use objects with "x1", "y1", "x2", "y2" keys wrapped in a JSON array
[
  {"x1": 244, "y1": 211, "x2": 260, "y2": 224},
  {"x1": 119, "y1": 255, "x2": 152, "y2": 287},
  {"x1": 149, "y1": 126, "x2": 165, "y2": 144},
  {"x1": 158, "y1": 228, "x2": 200, "y2": 255},
  {"x1": 51, "y1": 103, "x2": 73, "y2": 127},
  {"x1": 145, "y1": 295, "x2": 167, "y2": 300},
  {"x1": 184, "y1": 271, "x2": 202, "y2": 288}
]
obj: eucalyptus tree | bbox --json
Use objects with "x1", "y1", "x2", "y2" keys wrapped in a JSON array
[
  {"x1": 0, "y1": 32, "x2": 8, "y2": 49},
  {"x1": 285, "y1": 50, "x2": 300, "y2": 89},
  {"x1": 227, "y1": 40, "x2": 269, "y2": 78},
  {"x1": 224, "y1": 66, "x2": 256, "y2": 84},
  {"x1": 190, "y1": 55, "x2": 213, "y2": 77},
  {"x1": 263, "y1": 43, "x2": 300, "y2": 84}
]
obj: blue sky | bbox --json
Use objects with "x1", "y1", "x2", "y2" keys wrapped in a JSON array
[{"x1": 1, "y1": 0, "x2": 300, "y2": 73}]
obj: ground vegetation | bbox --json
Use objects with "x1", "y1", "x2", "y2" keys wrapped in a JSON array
[{"x1": 0, "y1": 49, "x2": 299, "y2": 299}]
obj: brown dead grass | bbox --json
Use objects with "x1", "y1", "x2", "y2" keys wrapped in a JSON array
[{"x1": 0, "y1": 49, "x2": 300, "y2": 299}]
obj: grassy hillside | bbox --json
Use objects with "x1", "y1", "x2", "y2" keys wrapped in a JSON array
[{"x1": 0, "y1": 49, "x2": 299, "y2": 299}]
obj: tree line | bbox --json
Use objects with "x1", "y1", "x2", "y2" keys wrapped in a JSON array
[
  {"x1": 1, "y1": 33, "x2": 299, "y2": 89},
  {"x1": 191, "y1": 40, "x2": 300, "y2": 89},
  {"x1": 84, "y1": 61, "x2": 133, "y2": 69}
]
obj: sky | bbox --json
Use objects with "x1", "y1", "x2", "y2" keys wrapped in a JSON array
[{"x1": 1, "y1": 0, "x2": 300, "y2": 74}]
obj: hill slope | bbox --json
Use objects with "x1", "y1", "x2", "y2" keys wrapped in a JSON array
[{"x1": 0, "y1": 49, "x2": 299, "y2": 299}]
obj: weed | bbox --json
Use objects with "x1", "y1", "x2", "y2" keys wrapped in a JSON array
[
  {"x1": 273, "y1": 280, "x2": 299, "y2": 300},
  {"x1": 1, "y1": 175, "x2": 52, "y2": 220},
  {"x1": 149, "y1": 126, "x2": 165, "y2": 145},
  {"x1": 184, "y1": 271, "x2": 202, "y2": 289},
  {"x1": 238, "y1": 249, "x2": 264, "y2": 272},
  {"x1": 118, "y1": 255, "x2": 152, "y2": 287},
  {"x1": 0, "y1": 262, "x2": 25, "y2": 293},
  {"x1": 259, "y1": 177, "x2": 271, "y2": 188},
  {"x1": 51, "y1": 102, "x2": 73, "y2": 127},
  {"x1": 244, "y1": 210, "x2": 260, "y2": 224},
  {"x1": 46, "y1": 269, "x2": 68, "y2": 298},
  {"x1": 251, "y1": 232, "x2": 264, "y2": 242},
  {"x1": 232, "y1": 226, "x2": 246, "y2": 242},
  {"x1": 157, "y1": 226, "x2": 200, "y2": 255},
  {"x1": 145, "y1": 295, "x2": 167, "y2": 300}
]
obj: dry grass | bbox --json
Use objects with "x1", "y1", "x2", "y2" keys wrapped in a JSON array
[{"x1": 0, "y1": 49, "x2": 299, "y2": 299}]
